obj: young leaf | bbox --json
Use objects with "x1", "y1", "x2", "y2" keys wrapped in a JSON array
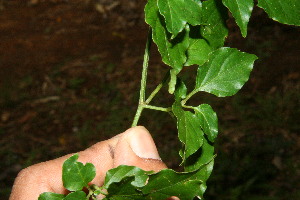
[
  {"x1": 222, "y1": 0, "x2": 254, "y2": 37},
  {"x1": 157, "y1": 0, "x2": 202, "y2": 37},
  {"x1": 195, "y1": 104, "x2": 218, "y2": 142},
  {"x1": 104, "y1": 165, "x2": 152, "y2": 189},
  {"x1": 38, "y1": 192, "x2": 65, "y2": 200},
  {"x1": 258, "y1": 0, "x2": 300, "y2": 26},
  {"x1": 64, "y1": 191, "x2": 87, "y2": 200},
  {"x1": 172, "y1": 102, "x2": 204, "y2": 161},
  {"x1": 62, "y1": 154, "x2": 96, "y2": 191},
  {"x1": 195, "y1": 47, "x2": 258, "y2": 97}
]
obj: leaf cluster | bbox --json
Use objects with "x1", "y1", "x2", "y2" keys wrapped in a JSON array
[{"x1": 38, "y1": 0, "x2": 300, "y2": 199}]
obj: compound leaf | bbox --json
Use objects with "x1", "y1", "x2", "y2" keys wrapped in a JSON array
[
  {"x1": 157, "y1": 0, "x2": 202, "y2": 37},
  {"x1": 145, "y1": 0, "x2": 189, "y2": 93},
  {"x1": 222, "y1": 0, "x2": 254, "y2": 37},
  {"x1": 195, "y1": 47, "x2": 258, "y2": 97},
  {"x1": 258, "y1": 0, "x2": 300, "y2": 26},
  {"x1": 195, "y1": 104, "x2": 218, "y2": 142},
  {"x1": 38, "y1": 192, "x2": 64, "y2": 200},
  {"x1": 62, "y1": 154, "x2": 96, "y2": 191},
  {"x1": 64, "y1": 191, "x2": 87, "y2": 200},
  {"x1": 172, "y1": 102, "x2": 204, "y2": 161}
]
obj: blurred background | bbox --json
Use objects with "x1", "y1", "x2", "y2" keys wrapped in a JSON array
[{"x1": 0, "y1": 0, "x2": 299, "y2": 199}]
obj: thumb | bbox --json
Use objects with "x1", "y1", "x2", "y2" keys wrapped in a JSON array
[{"x1": 113, "y1": 126, "x2": 167, "y2": 171}]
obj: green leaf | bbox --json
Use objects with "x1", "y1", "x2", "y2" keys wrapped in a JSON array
[
  {"x1": 222, "y1": 0, "x2": 254, "y2": 37},
  {"x1": 64, "y1": 191, "x2": 87, "y2": 200},
  {"x1": 104, "y1": 165, "x2": 152, "y2": 189},
  {"x1": 201, "y1": 0, "x2": 229, "y2": 49},
  {"x1": 195, "y1": 47, "x2": 258, "y2": 97},
  {"x1": 157, "y1": 0, "x2": 202, "y2": 37},
  {"x1": 258, "y1": 0, "x2": 300, "y2": 26},
  {"x1": 185, "y1": 138, "x2": 215, "y2": 172},
  {"x1": 174, "y1": 78, "x2": 187, "y2": 101},
  {"x1": 62, "y1": 154, "x2": 96, "y2": 191},
  {"x1": 141, "y1": 168, "x2": 205, "y2": 200},
  {"x1": 172, "y1": 102, "x2": 204, "y2": 161},
  {"x1": 38, "y1": 192, "x2": 65, "y2": 200},
  {"x1": 195, "y1": 104, "x2": 218, "y2": 142},
  {"x1": 185, "y1": 25, "x2": 213, "y2": 66}
]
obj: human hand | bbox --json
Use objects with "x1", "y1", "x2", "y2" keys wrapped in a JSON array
[{"x1": 9, "y1": 126, "x2": 167, "y2": 200}]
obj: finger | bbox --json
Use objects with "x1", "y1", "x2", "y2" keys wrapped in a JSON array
[
  {"x1": 9, "y1": 134, "x2": 120, "y2": 200},
  {"x1": 113, "y1": 126, "x2": 167, "y2": 171}
]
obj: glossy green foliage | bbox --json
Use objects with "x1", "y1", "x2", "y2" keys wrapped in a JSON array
[
  {"x1": 104, "y1": 164, "x2": 212, "y2": 200},
  {"x1": 195, "y1": 104, "x2": 218, "y2": 143},
  {"x1": 157, "y1": 0, "x2": 202, "y2": 37},
  {"x1": 222, "y1": 0, "x2": 254, "y2": 37},
  {"x1": 195, "y1": 48, "x2": 258, "y2": 97},
  {"x1": 258, "y1": 0, "x2": 300, "y2": 25},
  {"x1": 62, "y1": 154, "x2": 96, "y2": 191},
  {"x1": 172, "y1": 102, "x2": 204, "y2": 161},
  {"x1": 39, "y1": 0, "x2": 300, "y2": 199}
]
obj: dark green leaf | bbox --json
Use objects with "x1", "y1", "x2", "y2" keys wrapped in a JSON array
[
  {"x1": 145, "y1": 0, "x2": 190, "y2": 93},
  {"x1": 141, "y1": 168, "x2": 204, "y2": 200},
  {"x1": 104, "y1": 165, "x2": 152, "y2": 189},
  {"x1": 222, "y1": 0, "x2": 254, "y2": 37},
  {"x1": 64, "y1": 191, "x2": 87, "y2": 200},
  {"x1": 38, "y1": 192, "x2": 65, "y2": 200},
  {"x1": 62, "y1": 154, "x2": 96, "y2": 191},
  {"x1": 258, "y1": 0, "x2": 300, "y2": 26},
  {"x1": 172, "y1": 102, "x2": 204, "y2": 161},
  {"x1": 185, "y1": 138, "x2": 215, "y2": 172},
  {"x1": 184, "y1": 25, "x2": 211, "y2": 66},
  {"x1": 174, "y1": 78, "x2": 187, "y2": 101},
  {"x1": 201, "y1": 0, "x2": 228, "y2": 49},
  {"x1": 157, "y1": 0, "x2": 202, "y2": 37},
  {"x1": 195, "y1": 47, "x2": 258, "y2": 97},
  {"x1": 195, "y1": 104, "x2": 218, "y2": 142}
]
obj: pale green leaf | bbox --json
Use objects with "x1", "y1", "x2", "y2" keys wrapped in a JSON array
[
  {"x1": 62, "y1": 154, "x2": 96, "y2": 191},
  {"x1": 195, "y1": 104, "x2": 218, "y2": 142},
  {"x1": 157, "y1": 0, "x2": 202, "y2": 36},
  {"x1": 64, "y1": 191, "x2": 87, "y2": 200},
  {"x1": 195, "y1": 47, "x2": 258, "y2": 97},
  {"x1": 222, "y1": 0, "x2": 254, "y2": 37},
  {"x1": 38, "y1": 192, "x2": 64, "y2": 200},
  {"x1": 258, "y1": 0, "x2": 300, "y2": 26},
  {"x1": 172, "y1": 102, "x2": 204, "y2": 161}
]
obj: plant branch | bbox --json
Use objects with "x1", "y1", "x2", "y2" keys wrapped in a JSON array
[
  {"x1": 181, "y1": 89, "x2": 198, "y2": 105},
  {"x1": 132, "y1": 29, "x2": 152, "y2": 127},
  {"x1": 143, "y1": 104, "x2": 172, "y2": 112},
  {"x1": 145, "y1": 70, "x2": 170, "y2": 104}
]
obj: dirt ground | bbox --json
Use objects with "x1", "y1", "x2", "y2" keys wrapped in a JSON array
[{"x1": 0, "y1": 1, "x2": 299, "y2": 199}]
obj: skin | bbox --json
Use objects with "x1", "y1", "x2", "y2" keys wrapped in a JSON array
[{"x1": 9, "y1": 126, "x2": 168, "y2": 200}]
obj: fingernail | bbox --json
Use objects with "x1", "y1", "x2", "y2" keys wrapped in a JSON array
[{"x1": 127, "y1": 127, "x2": 161, "y2": 160}]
